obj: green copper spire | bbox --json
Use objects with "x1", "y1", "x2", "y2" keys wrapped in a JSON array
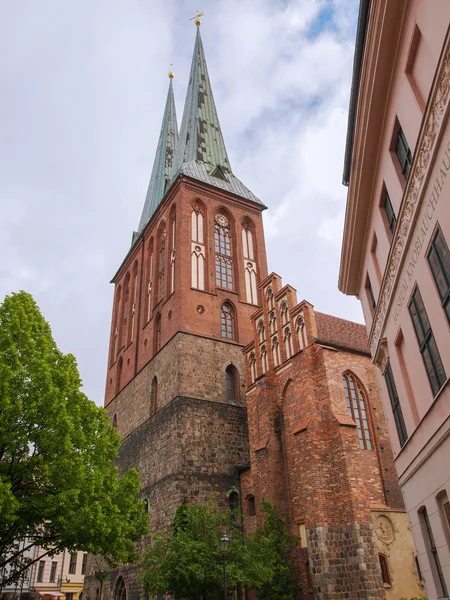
[
  {"x1": 137, "y1": 76, "x2": 178, "y2": 233},
  {"x1": 172, "y1": 25, "x2": 262, "y2": 205}
]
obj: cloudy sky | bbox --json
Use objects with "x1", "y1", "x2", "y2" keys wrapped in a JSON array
[{"x1": 1, "y1": 0, "x2": 362, "y2": 405}]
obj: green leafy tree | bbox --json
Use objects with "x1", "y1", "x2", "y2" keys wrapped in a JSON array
[
  {"x1": 0, "y1": 291, "x2": 148, "y2": 588},
  {"x1": 141, "y1": 497, "x2": 300, "y2": 600}
]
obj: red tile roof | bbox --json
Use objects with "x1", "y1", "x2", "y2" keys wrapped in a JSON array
[{"x1": 314, "y1": 311, "x2": 370, "y2": 354}]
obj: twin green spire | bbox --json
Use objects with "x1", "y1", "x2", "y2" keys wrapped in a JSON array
[{"x1": 136, "y1": 25, "x2": 262, "y2": 234}]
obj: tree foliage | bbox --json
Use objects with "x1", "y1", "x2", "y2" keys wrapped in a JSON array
[
  {"x1": 141, "y1": 497, "x2": 300, "y2": 600},
  {"x1": 0, "y1": 291, "x2": 148, "y2": 588}
]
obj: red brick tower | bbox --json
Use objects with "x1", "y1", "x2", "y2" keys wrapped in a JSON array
[{"x1": 92, "y1": 23, "x2": 268, "y2": 599}]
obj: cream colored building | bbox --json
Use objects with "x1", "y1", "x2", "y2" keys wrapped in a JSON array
[
  {"x1": 339, "y1": 1, "x2": 450, "y2": 599},
  {"x1": 29, "y1": 549, "x2": 86, "y2": 600}
]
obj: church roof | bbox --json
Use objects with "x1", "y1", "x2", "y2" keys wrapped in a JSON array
[
  {"x1": 172, "y1": 25, "x2": 263, "y2": 205},
  {"x1": 137, "y1": 77, "x2": 178, "y2": 233},
  {"x1": 315, "y1": 312, "x2": 370, "y2": 355}
]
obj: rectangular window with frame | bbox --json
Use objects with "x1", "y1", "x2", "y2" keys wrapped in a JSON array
[
  {"x1": 427, "y1": 225, "x2": 450, "y2": 323},
  {"x1": 81, "y1": 553, "x2": 88, "y2": 575},
  {"x1": 383, "y1": 191, "x2": 397, "y2": 235},
  {"x1": 395, "y1": 126, "x2": 412, "y2": 179},
  {"x1": 37, "y1": 560, "x2": 45, "y2": 583},
  {"x1": 408, "y1": 286, "x2": 446, "y2": 396},
  {"x1": 366, "y1": 275, "x2": 377, "y2": 314},
  {"x1": 49, "y1": 561, "x2": 57, "y2": 583},
  {"x1": 421, "y1": 507, "x2": 448, "y2": 597},
  {"x1": 384, "y1": 361, "x2": 408, "y2": 447},
  {"x1": 68, "y1": 553, "x2": 77, "y2": 575}
]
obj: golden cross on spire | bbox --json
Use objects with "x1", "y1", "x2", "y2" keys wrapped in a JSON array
[{"x1": 189, "y1": 10, "x2": 204, "y2": 26}]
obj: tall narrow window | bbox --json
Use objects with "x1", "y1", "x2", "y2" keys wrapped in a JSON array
[
  {"x1": 191, "y1": 203, "x2": 205, "y2": 290},
  {"x1": 342, "y1": 372, "x2": 373, "y2": 450},
  {"x1": 128, "y1": 262, "x2": 138, "y2": 344},
  {"x1": 112, "y1": 285, "x2": 122, "y2": 361},
  {"x1": 249, "y1": 352, "x2": 257, "y2": 384},
  {"x1": 146, "y1": 239, "x2": 154, "y2": 322},
  {"x1": 296, "y1": 316, "x2": 307, "y2": 350},
  {"x1": 122, "y1": 273, "x2": 130, "y2": 349},
  {"x1": 379, "y1": 555, "x2": 391, "y2": 588},
  {"x1": 154, "y1": 313, "x2": 162, "y2": 353},
  {"x1": 284, "y1": 327, "x2": 294, "y2": 359},
  {"x1": 68, "y1": 553, "x2": 77, "y2": 574},
  {"x1": 49, "y1": 561, "x2": 57, "y2": 583},
  {"x1": 116, "y1": 358, "x2": 123, "y2": 396},
  {"x1": 225, "y1": 366, "x2": 236, "y2": 404},
  {"x1": 384, "y1": 361, "x2": 408, "y2": 447},
  {"x1": 221, "y1": 303, "x2": 234, "y2": 340},
  {"x1": 242, "y1": 219, "x2": 258, "y2": 304},
  {"x1": 260, "y1": 344, "x2": 268, "y2": 374},
  {"x1": 421, "y1": 507, "x2": 448, "y2": 597},
  {"x1": 81, "y1": 554, "x2": 88, "y2": 575},
  {"x1": 427, "y1": 225, "x2": 450, "y2": 323},
  {"x1": 247, "y1": 495, "x2": 256, "y2": 516},
  {"x1": 272, "y1": 336, "x2": 280, "y2": 367},
  {"x1": 408, "y1": 286, "x2": 446, "y2": 395},
  {"x1": 395, "y1": 126, "x2": 412, "y2": 179},
  {"x1": 170, "y1": 213, "x2": 176, "y2": 295},
  {"x1": 112, "y1": 413, "x2": 118, "y2": 429},
  {"x1": 215, "y1": 213, "x2": 233, "y2": 289},
  {"x1": 157, "y1": 227, "x2": 167, "y2": 303},
  {"x1": 150, "y1": 376, "x2": 158, "y2": 416},
  {"x1": 280, "y1": 301, "x2": 289, "y2": 326},
  {"x1": 269, "y1": 310, "x2": 277, "y2": 335},
  {"x1": 257, "y1": 320, "x2": 265, "y2": 345},
  {"x1": 266, "y1": 287, "x2": 274, "y2": 311},
  {"x1": 384, "y1": 191, "x2": 397, "y2": 235},
  {"x1": 229, "y1": 491, "x2": 240, "y2": 512},
  {"x1": 366, "y1": 274, "x2": 377, "y2": 314},
  {"x1": 37, "y1": 560, "x2": 45, "y2": 583}
]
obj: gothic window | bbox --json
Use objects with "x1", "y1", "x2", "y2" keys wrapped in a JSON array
[
  {"x1": 191, "y1": 202, "x2": 205, "y2": 290},
  {"x1": 154, "y1": 314, "x2": 162, "y2": 353},
  {"x1": 122, "y1": 272, "x2": 130, "y2": 348},
  {"x1": 249, "y1": 352, "x2": 257, "y2": 384},
  {"x1": 269, "y1": 310, "x2": 277, "y2": 335},
  {"x1": 116, "y1": 357, "x2": 123, "y2": 396},
  {"x1": 242, "y1": 219, "x2": 258, "y2": 304},
  {"x1": 146, "y1": 239, "x2": 154, "y2": 322},
  {"x1": 342, "y1": 372, "x2": 373, "y2": 450},
  {"x1": 247, "y1": 495, "x2": 256, "y2": 516},
  {"x1": 112, "y1": 413, "x2": 117, "y2": 429},
  {"x1": 150, "y1": 376, "x2": 158, "y2": 416},
  {"x1": 128, "y1": 262, "x2": 138, "y2": 345},
  {"x1": 112, "y1": 285, "x2": 122, "y2": 361},
  {"x1": 157, "y1": 226, "x2": 167, "y2": 303},
  {"x1": 260, "y1": 344, "x2": 268, "y2": 374},
  {"x1": 272, "y1": 336, "x2": 281, "y2": 367},
  {"x1": 257, "y1": 319, "x2": 265, "y2": 344},
  {"x1": 266, "y1": 287, "x2": 274, "y2": 311},
  {"x1": 215, "y1": 213, "x2": 233, "y2": 289},
  {"x1": 114, "y1": 577, "x2": 127, "y2": 600},
  {"x1": 379, "y1": 555, "x2": 391, "y2": 587},
  {"x1": 221, "y1": 302, "x2": 234, "y2": 339},
  {"x1": 280, "y1": 301, "x2": 289, "y2": 326},
  {"x1": 284, "y1": 327, "x2": 294, "y2": 359},
  {"x1": 229, "y1": 491, "x2": 240, "y2": 511},
  {"x1": 296, "y1": 316, "x2": 307, "y2": 350},
  {"x1": 225, "y1": 366, "x2": 237, "y2": 404},
  {"x1": 169, "y1": 210, "x2": 176, "y2": 295}
]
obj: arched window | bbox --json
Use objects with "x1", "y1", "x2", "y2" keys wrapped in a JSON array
[
  {"x1": 260, "y1": 344, "x2": 268, "y2": 374},
  {"x1": 257, "y1": 320, "x2": 265, "y2": 344},
  {"x1": 296, "y1": 315, "x2": 307, "y2": 350},
  {"x1": 112, "y1": 413, "x2": 118, "y2": 429},
  {"x1": 249, "y1": 352, "x2": 257, "y2": 384},
  {"x1": 122, "y1": 272, "x2": 130, "y2": 349},
  {"x1": 225, "y1": 366, "x2": 237, "y2": 404},
  {"x1": 247, "y1": 495, "x2": 256, "y2": 516},
  {"x1": 157, "y1": 225, "x2": 166, "y2": 303},
  {"x1": 116, "y1": 358, "x2": 123, "y2": 396},
  {"x1": 379, "y1": 554, "x2": 391, "y2": 587},
  {"x1": 114, "y1": 576, "x2": 126, "y2": 600},
  {"x1": 150, "y1": 376, "x2": 158, "y2": 416},
  {"x1": 280, "y1": 301, "x2": 289, "y2": 326},
  {"x1": 127, "y1": 261, "x2": 138, "y2": 345},
  {"x1": 342, "y1": 372, "x2": 373, "y2": 450},
  {"x1": 242, "y1": 219, "x2": 258, "y2": 304},
  {"x1": 266, "y1": 287, "x2": 274, "y2": 311},
  {"x1": 269, "y1": 310, "x2": 277, "y2": 335},
  {"x1": 229, "y1": 491, "x2": 240, "y2": 511},
  {"x1": 272, "y1": 336, "x2": 281, "y2": 367},
  {"x1": 284, "y1": 326, "x2": 294, "y2": 359},
  {"x1": 143, "y1": 498, "x2": 149, "y2": 514},
  {"x1": 221, "y1": 303, "x2": 234, "y2": 340},
  {"x1": 169, "y1": 208, "x2": 176, "y2": 295},
  {"x1": 191, "y1": 202, "x2": 205, "y2": 290},
  {"x1": 112, "y1": 285, "x2": 122, "y2": 362},
  {"x1": 146, "y1": 239, "x2": 154, "y2": 322},
  {"x1": 154, "y1": 314, "x2": 162, "y2": 353},
  {"x1": 215, "y1": 213, "x2": 233, "y2": 289}
]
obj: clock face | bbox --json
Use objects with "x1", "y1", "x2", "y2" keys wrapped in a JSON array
[{"x1": 215, "y1": 214, "x2": 229, "y2": 227}]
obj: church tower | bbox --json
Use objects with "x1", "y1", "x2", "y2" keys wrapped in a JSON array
[{"x1": 99, "y1": 22, "x2": 268, "y2": 596}]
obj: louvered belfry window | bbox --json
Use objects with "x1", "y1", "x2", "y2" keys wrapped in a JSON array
[{"x1": 342, "y1": 372, "x2": 373, "y2": 450}]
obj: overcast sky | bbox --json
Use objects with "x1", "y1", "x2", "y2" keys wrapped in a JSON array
[{"x1": 1, "y1": 0, "x2": 362, "y2": 405}]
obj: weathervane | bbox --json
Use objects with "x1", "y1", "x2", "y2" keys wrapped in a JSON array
[{"x1": 189, "y1": 10, "x2": 204, "y2": 26}]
